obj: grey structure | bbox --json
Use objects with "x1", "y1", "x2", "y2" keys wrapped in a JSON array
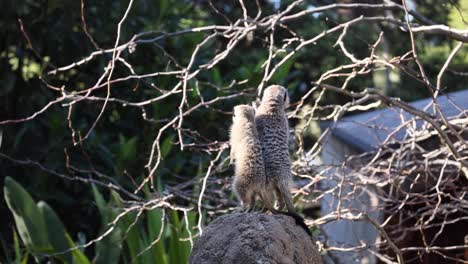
[
  {"x1": 318, "y1": 89, "x2": 468, "y2": 263},
  {"x1": 256, "y1": 85, "x2": 296, "y2": 213},
  {"x1": 327, "y1": 89, "x2": 468, "y2": 152}
]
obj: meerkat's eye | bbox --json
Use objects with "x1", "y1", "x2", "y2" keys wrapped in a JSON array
[{"x1": 283, "y1": 90, "x2": 288, "y2": 102}]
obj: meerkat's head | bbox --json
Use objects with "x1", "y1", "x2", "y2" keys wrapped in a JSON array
[
  {"x1": 261, "y1": 85, "x2": 289, "y2": 108},
  {"x1": 233, "y1": 104, "x2": 255, "y2": 122}
]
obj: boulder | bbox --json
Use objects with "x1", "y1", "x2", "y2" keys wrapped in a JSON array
[{"x1": 189, "y1": 212, "x2": 322, "y2": 264}]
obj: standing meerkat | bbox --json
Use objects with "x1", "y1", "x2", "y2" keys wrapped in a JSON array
[
  {"x1": 230, "y1": 105, "x2": 276, "y2": 212},
  {"x1": 255, "y1": 85, "x2": 296, "y2": 213}
]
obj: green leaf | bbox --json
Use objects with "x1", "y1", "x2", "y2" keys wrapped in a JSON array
[
  {"x1": 271, "y1": 56, "x2": 295, "y2": 83},
  {"x1": 20, "y1": 253, "x2": 29, "y2": 264},
  {"x1": 119, "y1": 136, "x2": 138, "y2": 162},
  {"x1": 95, "y1": 226, "x2": 122, "y2": 264},
  {"x1": 4, "y1": 177, "x2": 88, "y2": 263},
  {"x1": 144, "y1": 186, "x2": 167, "y2": 264},
  {"x1": 92, "y1": 186, "x2": 123, "y2": 264},
  {"x1": 122, "y1": 213, "x2": 145, "y2": 263},
  {"x1": 169, "y1": 210, "x2": 190, "y2": 264},
  {"x1": 212, "y1": 67, "x2": 222, "y2": 85},
  {"x1": 64, "y1": 234, "x2": 91, "y2": 264},
  {"x1": 37, "y1": 201, "x2": 73, "y2": 263},
  {"x1": 4, "y1": 177, "x2": 49, "y2": 253},
  {"x1": 159, "y1": 0, "x2": 169, "y2": 19},
  {"x1": 14, "y1": 230, "x2": 21, "y2": 263},
  {"x1": 178, "y1": 211, "x2": 194, "y2": 264},
  {"x1": 92, "y1": 185, "x2": 108, "y2": 223},
  {"x1": 161, "y1": 135, "x2": 175, "y2": 158}
]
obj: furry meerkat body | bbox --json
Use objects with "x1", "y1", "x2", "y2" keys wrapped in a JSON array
[
  {"x1": 231, "y1": 103, "x2": 311, "y2": 236},
  {"x1": 255, "y1": 85, "x2": 296, "y2": 213},
  {"x1": 230, "y1": 105, "x2": 276, "y2": 211}
]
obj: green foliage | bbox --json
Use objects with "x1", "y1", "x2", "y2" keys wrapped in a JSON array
[
  {"x1": 91, "y1": 185, "x2": 195, "y2": 264},
  {"x1": 4, "y1": 177, "x2": 194, "y2": 263},
  {"x1": 422, "y1": 43, "x2": 468, "y2": 66},
  {"x1": 38, "y1": 201, "x2": 74, "y2": 263},
  {"x1": 92, "y1": 186, "x2": 122, "y2": 264},
  {"x1": 449, "y1": 0, "x2": 468, "y2": 28},
  {"x1": 271, "y1": 55, "x2": 296, "y2": 84},
  {"x1": 4, "y1": 177, "x2": 50, "y2": 253},
  {"x1": 0, "y1": 230, "x2": 29, "y2": 264},
  {"x1": 89, "y1": 185, "x2": 195, "y2": 264},
  {"x1": 4, "y1": 177, "x2": 90, "y2": 263}
]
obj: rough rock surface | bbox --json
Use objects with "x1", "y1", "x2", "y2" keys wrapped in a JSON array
[{"x1": 189, "y1": 212, "x2": 323, "y2": 264}]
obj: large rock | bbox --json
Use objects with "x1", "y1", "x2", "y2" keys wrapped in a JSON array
[{"x1": 189, "y1": 212, "x2": 322, "y2": 264}]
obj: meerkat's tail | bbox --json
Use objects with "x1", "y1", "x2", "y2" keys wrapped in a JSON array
[
  {"x1": 262, "y1": 184, "x2": 312, "y2": 237},
  {"x1": 276, "y1": 211, "x2": 312, "y2": 236}
]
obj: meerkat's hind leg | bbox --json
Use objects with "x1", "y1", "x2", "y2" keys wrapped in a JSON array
[
  {"x1": 257, "y1": 202, "x2": 266, "y2": 212},
  {"x1": 259, "y1": 189, "x2": 277, "y2": 214},
  {"x1": 254, "y1": 191, "x2": 267, "y2": 212},
  {"x1": 234, "y1": 184, "x2": 251, "y2": 213},
  {"x1": 245, "y1": 193, "x2": 257, "y2": 212},
  {"x1": 274, "y1": 186, "x2": 286, "y2": 210},
  {"x1": 233, "y1": 201, "x2": 248, "y2": 213},
  {"x1": 234, "y1": 205, "x2": 247, "y2": 213},
  {"x1": 244, "y1": 201, "x2": 254, "y2": 212}
]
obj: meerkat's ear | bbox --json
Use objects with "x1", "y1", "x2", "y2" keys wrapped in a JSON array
[
  {"x1": 283, "y1": 90, "x2": 289, "y2": 102},
  {"x1": 251, "y1": 101, "x2": 258, "y2": 110},
  {"x1": 232, "y1": 107, "x2": 236, "y2": 119},
  {"x1": 283, "y1": 89, "x2": 290, "y2": 108},
  {"x1": 250, "y1": 107, "x2": 256, "y2": 116}
]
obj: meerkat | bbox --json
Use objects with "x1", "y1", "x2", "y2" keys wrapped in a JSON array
[
  {"x1": 230, "y1": 104, "x2": 276, "y2": 212},
  {"x1": 231, "y1": 103, "x2": 311, "y2": 235},
  {"x1": 255, "y1": 85, "x2": 296, "y2": 214}
]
